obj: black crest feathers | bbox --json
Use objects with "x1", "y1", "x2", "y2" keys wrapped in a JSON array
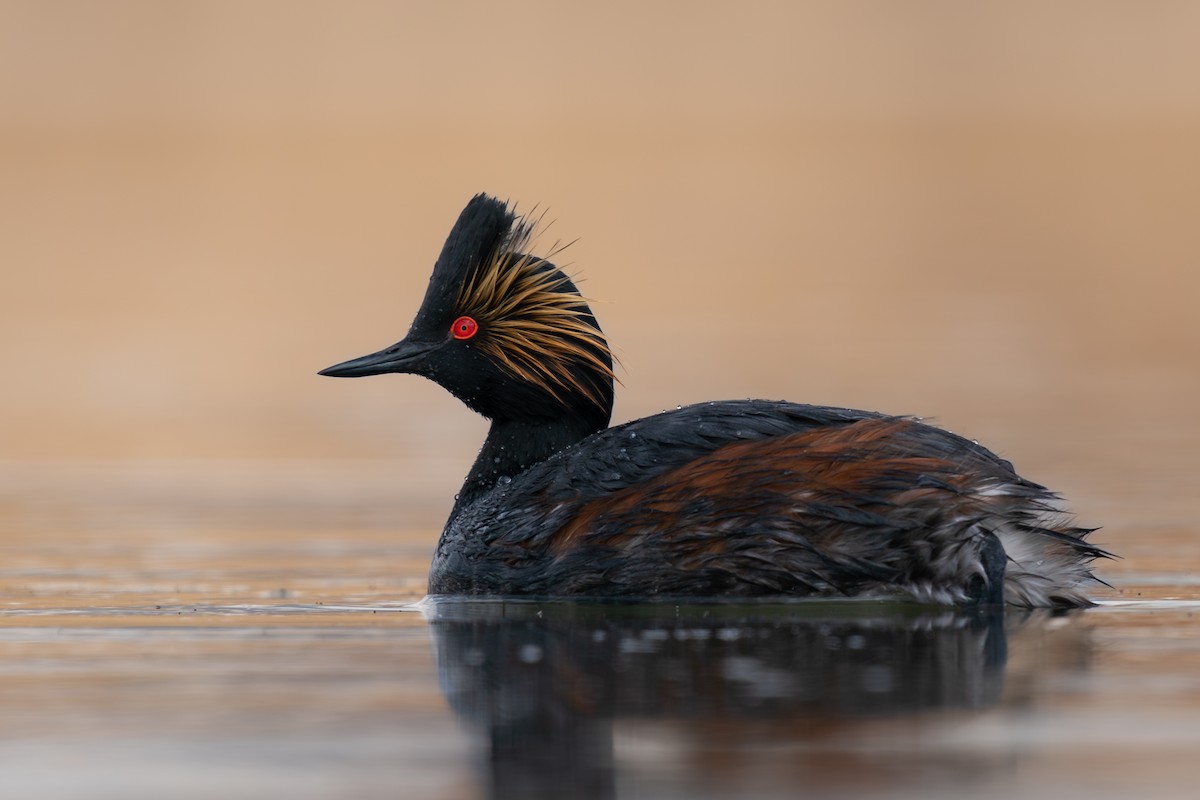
[{"x1": 424, "y1": 194, "x2": 616, "y2": 411}]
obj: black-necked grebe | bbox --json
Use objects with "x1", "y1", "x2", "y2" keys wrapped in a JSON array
[{"x1": 320, "y1": 194, "x2": 1106, "y2": 606}]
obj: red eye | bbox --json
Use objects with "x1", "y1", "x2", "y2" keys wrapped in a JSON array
[{"x1": 451, "y1": 315, "x2": 478, "y2": 340}]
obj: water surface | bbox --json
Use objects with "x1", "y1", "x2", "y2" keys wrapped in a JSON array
[{"x1": 1, "y1": 459, "x2": 1196, "y2": 799}]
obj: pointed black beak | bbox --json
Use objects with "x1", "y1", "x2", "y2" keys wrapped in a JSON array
[{"x1": 318, "y1": 337, "x2": 438, "y2": 378}]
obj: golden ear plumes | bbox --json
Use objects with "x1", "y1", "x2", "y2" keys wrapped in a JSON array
[{"x1": 454, "y1": 210, "x2": 618, "y2": 409}]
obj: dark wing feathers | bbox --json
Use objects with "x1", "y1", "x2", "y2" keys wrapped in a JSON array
[
  {"x1": 537, "y1": 400, "x2": 889, "y2": 501},
  {"x1": 431, "y1": 400, "x2": 1099, "y2": 599},
  {"x1": 439, "y1": 403, "x2": 984, "y2": 595}
]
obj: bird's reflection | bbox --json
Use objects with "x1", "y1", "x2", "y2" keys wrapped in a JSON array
[{"x1": 424, "y1": 600, "x2": 1036, "y2": 799}]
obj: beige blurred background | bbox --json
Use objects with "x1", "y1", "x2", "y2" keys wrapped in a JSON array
[{"x1": 2, "y1": 1, "x2": 1197, "y2": 538}]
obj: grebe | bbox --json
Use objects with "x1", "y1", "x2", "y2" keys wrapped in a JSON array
[{"x1": 320, "y1": 194, "x2": 1105, "y2": 606}]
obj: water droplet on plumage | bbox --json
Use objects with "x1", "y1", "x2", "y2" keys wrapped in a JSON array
[{"x1": 497, "y1": 475, "x2": 512, "y2": 486}]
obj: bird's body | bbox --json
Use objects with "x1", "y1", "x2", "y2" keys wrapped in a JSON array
[{"x1": 321, "y1": 194, "x2": 1105, "y2": 607}]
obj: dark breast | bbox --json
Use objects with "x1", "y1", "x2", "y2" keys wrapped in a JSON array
[{"x1": 428, "y1": 400, "x2": 1029, "y2": 597}]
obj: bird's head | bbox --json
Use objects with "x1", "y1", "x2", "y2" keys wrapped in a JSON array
[{"x1": 320, "y1": 194, "x2": 615, "y2": 429}]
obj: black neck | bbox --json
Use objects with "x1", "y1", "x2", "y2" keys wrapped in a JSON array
[{"x1": 450, "y1": 415, "x2": 602, "y2": 517}]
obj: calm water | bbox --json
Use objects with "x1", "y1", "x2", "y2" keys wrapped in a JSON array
[{"x1": 0, "y1": 458, "x2": 1197, "y2": 800}]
